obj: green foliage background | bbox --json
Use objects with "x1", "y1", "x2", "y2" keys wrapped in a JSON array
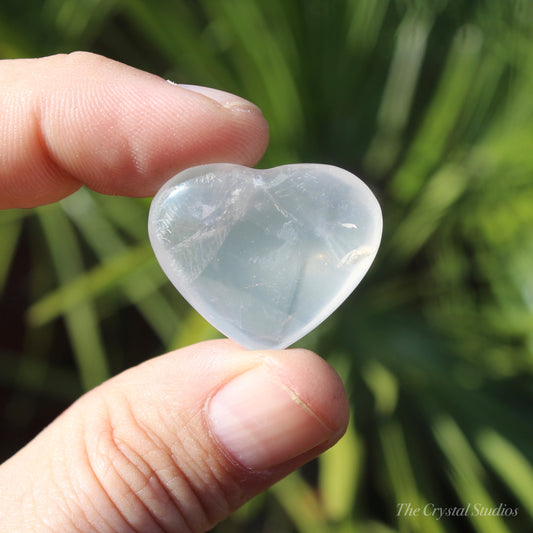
[{"x1": 2, "y1": 0, "x2": 533, "y2": 531}]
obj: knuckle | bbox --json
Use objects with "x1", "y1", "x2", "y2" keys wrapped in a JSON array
[
  {"x1": 63, "y1": 50, "x2": 106, "y2": 67},
  {"x1": 83, "y1": 392, "x2": 239, "y2": 532}
]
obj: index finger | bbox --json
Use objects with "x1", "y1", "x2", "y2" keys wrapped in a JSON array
[{"x1": 0, "y1": 52, "x2": 269, "y2": 209}]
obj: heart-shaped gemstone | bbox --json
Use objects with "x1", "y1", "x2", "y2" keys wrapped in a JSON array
[{"x1": 148, "y1": 163, "x2": 382, "y2": 350}]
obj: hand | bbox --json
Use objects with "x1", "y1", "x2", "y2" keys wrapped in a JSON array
[{"x1": 0, "y1": 53, "x2": 349, "y2": 532}]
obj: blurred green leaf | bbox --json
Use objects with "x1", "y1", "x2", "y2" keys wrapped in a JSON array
[
  {"x1": 0, "y1": 217, "x2": 22, "y2": 294},
  {"x1": 37, "y1": 205, "x2": 110, "y2": 390},
  {"x1": 478, "y1": 429, "x2": 533, "y2": 520},
  {"x1": 28, "y1": 243, "x2": 153, "y2": 326},
  {"x1": 319, "y1": 418, "x2": 363, "y2": 523},
  {"x1": 271, "y1": 472, "x2": 331, "y2": 533},
  {"x1": 391, "y1": 23, "x2": 484, "y2": 202},
  {"x1": 433, "y1": 415, "x2": 512, "y2": 533}
]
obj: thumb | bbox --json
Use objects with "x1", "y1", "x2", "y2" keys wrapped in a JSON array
[{"x1": 0, "y1": 340, "x2": 349, "y2": 532}]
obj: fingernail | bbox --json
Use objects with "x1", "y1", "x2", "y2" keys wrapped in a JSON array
[
  {"x1": 177, "y1": 83, "x2": 263, "y2": 114},
  {"x1": 207, "y1": 366, "x2": 334, "y2": 471}
]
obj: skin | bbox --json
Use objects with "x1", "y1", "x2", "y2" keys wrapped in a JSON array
[{"x1": 0, "y1": 52, "x2": 349, "y2": 533}]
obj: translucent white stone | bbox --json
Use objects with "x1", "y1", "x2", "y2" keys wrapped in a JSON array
[{"x1": 148, "y1": 163, "x2": 382, "y2": 350}]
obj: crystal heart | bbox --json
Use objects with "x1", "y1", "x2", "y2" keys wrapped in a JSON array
[{"x1": 148, "y1": 163, "x2": 382, "y2": 350}]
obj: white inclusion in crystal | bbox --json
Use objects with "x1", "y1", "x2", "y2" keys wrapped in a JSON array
[
  {"x1": 338, "y1": 245, "x2": 376, "y2": 267},
  {"x1": 148, "y1": 163, "x2": 383, "y2": 350}
]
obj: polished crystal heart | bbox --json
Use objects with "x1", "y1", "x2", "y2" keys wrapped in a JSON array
[{"x1": 148, "y1": 163, "x2": 382, "y2": 350}]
